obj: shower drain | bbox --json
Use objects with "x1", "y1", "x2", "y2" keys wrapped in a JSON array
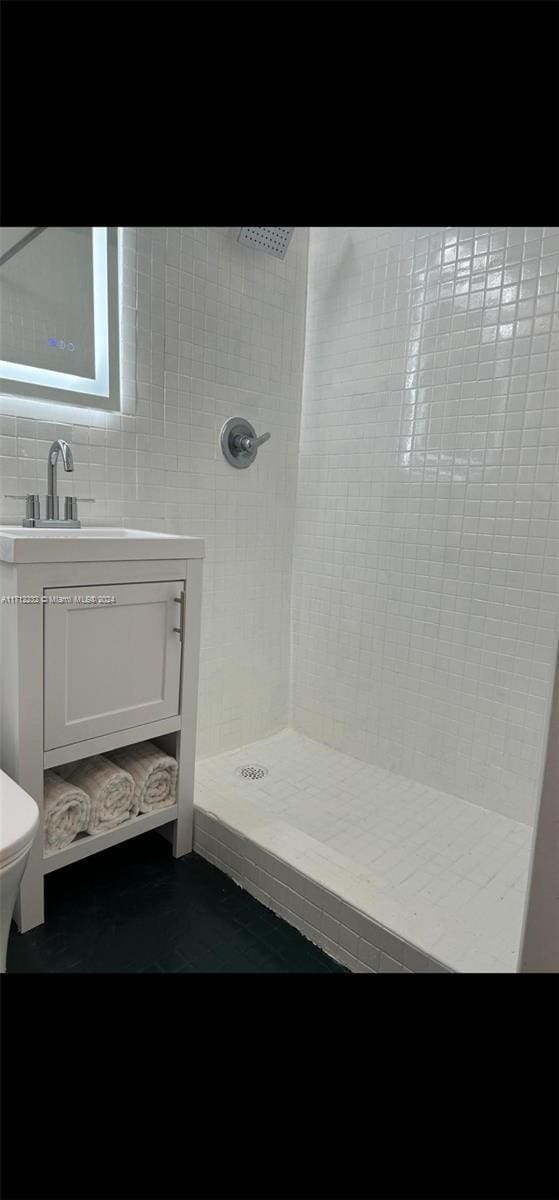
[{"x1": 235, "y1": 764, "x2": 269, "y2": 781}]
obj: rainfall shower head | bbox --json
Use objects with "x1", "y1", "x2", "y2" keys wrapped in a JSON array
[{"x1": 237, "y1": 227, "x2": 294, "y2": 259}]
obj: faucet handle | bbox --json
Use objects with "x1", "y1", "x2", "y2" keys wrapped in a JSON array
[
  {"x1": 64, "y1": 496, "x2": 95, "y2": 521},
  {"x1": 4, "y1": 494, "x2": 40, "y2": 520}
]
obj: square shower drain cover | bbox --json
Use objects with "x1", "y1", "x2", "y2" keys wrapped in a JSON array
[{"x1": 235, "y1": 764, "x2": 269, "y2": 780}]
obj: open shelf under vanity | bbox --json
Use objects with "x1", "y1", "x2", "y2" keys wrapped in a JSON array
[
  {"x1": 43, "y1": 726, "x2": 181, "y2": 873},
  {"x1": 44, "y1": 804, "x2": 179, "y2": 873}
]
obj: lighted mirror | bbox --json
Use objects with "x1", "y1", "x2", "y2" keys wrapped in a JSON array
[{"x1": 0, "y1": 226, "x2": 120, "y2": 411}]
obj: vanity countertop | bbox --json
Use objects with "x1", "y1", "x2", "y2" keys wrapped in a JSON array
[{"x1": 0, "y1": 527, "x2": 205, "y2": 564}]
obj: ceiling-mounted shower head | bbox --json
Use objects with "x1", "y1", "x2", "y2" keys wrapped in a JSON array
[{"x1": 237, "y1": 227, "x2": 294, "y2": 259}]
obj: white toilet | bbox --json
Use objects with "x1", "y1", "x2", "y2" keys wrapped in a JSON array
[{"x1": 0, "y1": 769, "x2": 39, "y2": 972}]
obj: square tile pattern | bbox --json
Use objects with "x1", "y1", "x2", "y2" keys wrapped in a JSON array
[
  {"x1": 6, "y1": 833, "x2": 347, "y2": 974},
  {"x1": 292, "y1": 226, "x2": 559, "y2": 824},
  {"x1": 1, "y1": 226, "x2": 556, "y2": 973},
  {"x1": 0, "y1": 226, "x2": 309, "y2": 760},
  {"x1": 195, "y1": 729, "x2": 534, "y2": 973}
]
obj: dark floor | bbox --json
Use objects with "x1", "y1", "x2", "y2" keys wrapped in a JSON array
[{"x1": 7, "y1": 833, "x2": 348, "y2": 973}]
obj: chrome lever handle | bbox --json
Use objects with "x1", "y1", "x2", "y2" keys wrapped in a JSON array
[
  {"x1": 4, "y1": 493, "x2": 40, "y2": 519},
  {"x1": 253, "y1": 431, "x2": 271, "y2": 449},
  {"x1": 63, "y1": 497, "x2": 95, "y2": 521},
  {"x1": 235, "y1": 431, "x2": 271, "y2": 453}
]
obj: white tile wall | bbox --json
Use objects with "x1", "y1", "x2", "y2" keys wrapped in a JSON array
[
  {"x1": 2, "y1": 224, "x2": 553, "y2": 971},
  {"x1": 292, "y1": 227, "x2": 559, "y2": 823},
  {"x1": 195, "y1": 729, "x2": 533, "y2": 972},
  {"x1": 5, "y1": 226, "x2": 556, "y2": 811},
  {"x1": 0, "y1": 226, "x2": 309, "y2": 757}
]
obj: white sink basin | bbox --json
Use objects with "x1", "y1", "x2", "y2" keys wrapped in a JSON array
[
  {"x1": 6, "y1": 527, "x2": 156, "y2": 537},
  {"x1": 5, "y1": 530, "x2": 131, "y2": 540},
  {"x1": 0, "y1": 526, "x2": 205, "y2": 564}
]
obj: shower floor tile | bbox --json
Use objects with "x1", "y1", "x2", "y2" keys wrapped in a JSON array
[{"x1": 195, "y1": 729, "x2": 534, "y2": 973}]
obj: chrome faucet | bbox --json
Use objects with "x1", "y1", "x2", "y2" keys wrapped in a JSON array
[
  {"x1": 46, "y1": 439, "x2": 74, "y2": 520},
  {"x1": 4, "y1": 437, "x2": 94, "y2": 527}
]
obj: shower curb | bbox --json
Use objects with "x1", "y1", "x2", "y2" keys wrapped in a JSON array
[{"x1": 193, "y1": 807, "x2": 453, "y2": 975}]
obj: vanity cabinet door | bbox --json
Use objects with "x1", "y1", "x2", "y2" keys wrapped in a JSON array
[{"x1": 43, "y1": 581, "x2": 183, "y2": 750}]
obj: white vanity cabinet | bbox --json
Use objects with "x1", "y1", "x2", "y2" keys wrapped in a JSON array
[
  {"x1": 44, "y1": 580, "x2": 184, "y2": 749},
  {"x1": 0, "y1": 528, "x2": 204, "y2": 933}
]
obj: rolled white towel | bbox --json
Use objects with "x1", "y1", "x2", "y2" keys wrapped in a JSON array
[
  {"x1": 44, "y1": 770, "x2": 91, "y2": 853},
  {"x1": 57, "y1": 755, "x2": 138, "y2": 834},
  {"x1": 108, "y1": 742, "x2": 177, "y2": 813}
]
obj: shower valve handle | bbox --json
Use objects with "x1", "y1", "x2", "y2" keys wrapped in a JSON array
[
  {"x1": 234, "y1": 431, "x2": 271, "y2": 453},
  {"x1": 221, "y1": 417, "x2": 271, "y2": 469}
]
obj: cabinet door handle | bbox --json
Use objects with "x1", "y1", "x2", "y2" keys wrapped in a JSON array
[{"x1": 173, "y1": 591, "x2": 185, "y2": 641}]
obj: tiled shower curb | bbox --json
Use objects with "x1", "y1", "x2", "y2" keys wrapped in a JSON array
[{"x1": 194, "y1": 808, "x2": 453, "y2": 974}]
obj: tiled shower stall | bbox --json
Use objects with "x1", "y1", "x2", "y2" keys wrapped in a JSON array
[{"x1": 1, "y1": 226, "x2": 558, "y2": 972}]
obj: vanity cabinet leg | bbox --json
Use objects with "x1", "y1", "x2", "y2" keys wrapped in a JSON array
[
  {"x1": 171, "y1": 729, "x2": 194, "y2": 859},
  {"x1": 172, "y1": 812, "x2": 193, "y2": 859},
  {"x1": 172, "y1": 559, "x2": 202, "y2": 861},
  {"x1": 14, "y1": 835, "x2": 44, "y2": 932}
]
